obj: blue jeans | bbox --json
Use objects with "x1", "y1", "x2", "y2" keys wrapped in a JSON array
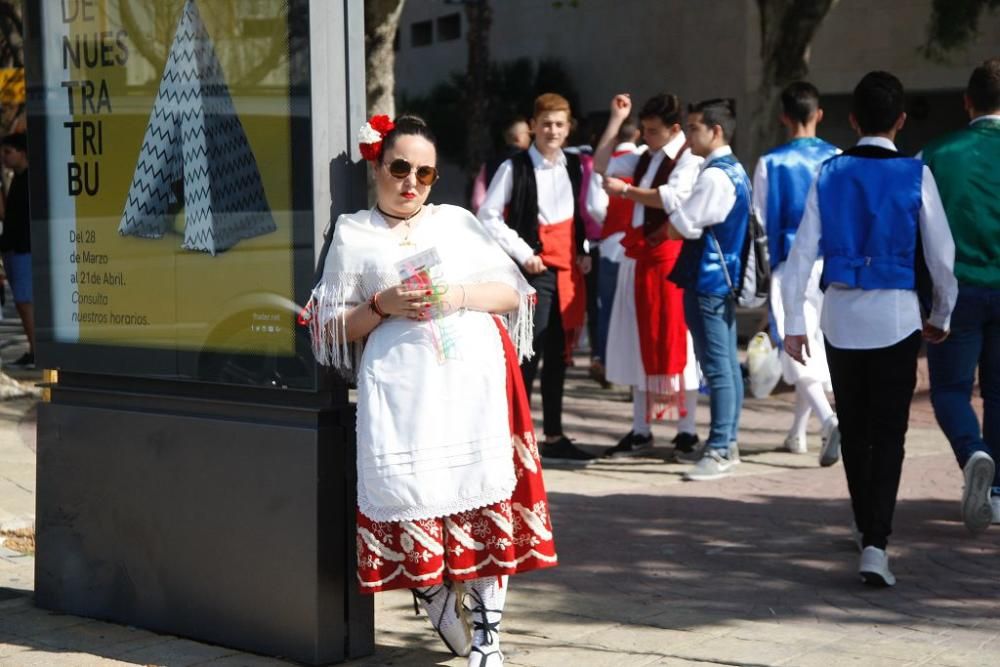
[
  {"x1": 594, "y1": 256, "x2": 619, "y2": 363},
  {"x1": 927, "y1": 284, "x2": 1000, "y2": 494},
  {"x1": 684, "y1": 290, "x2": 742, "y2": 450}
]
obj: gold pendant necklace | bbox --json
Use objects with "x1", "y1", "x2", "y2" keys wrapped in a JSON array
[{"x1": 377, "y1": 205, "x2": 422, "y2": 246}]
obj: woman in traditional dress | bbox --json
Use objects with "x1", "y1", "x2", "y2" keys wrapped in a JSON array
[{"x1": 307, "y1": 115, "x2": 558, "y2": 667}]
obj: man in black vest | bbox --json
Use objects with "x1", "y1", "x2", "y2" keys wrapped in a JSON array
[{"x1": 478, "y1": 93, "x2": 594, "y2": 464}]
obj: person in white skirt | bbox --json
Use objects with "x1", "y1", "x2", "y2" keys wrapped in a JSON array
[{"x1": 752, "y1": 81, "x2": 842, "y2": 466}]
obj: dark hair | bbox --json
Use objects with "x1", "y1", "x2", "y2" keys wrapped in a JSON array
[
  {"x1": 781, "y1": 81, "x2": 821, "y2": 125},
  {"x1": 617, "y1": 118, "x2": 639, "y2": 144},
  {"x1": 502, "y1": 116, "x2": 528, "y2": 144},
  {"x1": 0, "y1": 132, "x2": 26, "y2": 152},
  {"x1": 381, "y1": 114, "x2": 437, "y2": 159},
  {"x1": 690, "y1": 98, "x2": 737, "y2": 142},
  {"x1": 967, "y1": 58, "x2": 1000, "y2": 113},
  {"x1": 852, "y1": 71, "x2": 905, "y2": 134},
  {"x1": 638, "y1": 93, "x2": 683, "y2": 127}
]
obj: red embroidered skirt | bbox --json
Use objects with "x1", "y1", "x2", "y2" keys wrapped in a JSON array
[{"x1": 355, "y1": 316, "x2": 558, "y2": 593}]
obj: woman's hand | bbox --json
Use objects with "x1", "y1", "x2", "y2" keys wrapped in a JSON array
[{"x1": 376, "y1": 285, "x2": 436, "y2": 319}]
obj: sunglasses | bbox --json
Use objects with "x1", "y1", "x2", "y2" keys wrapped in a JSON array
[{"x1": 385, "y1": 158, "x2": 439, "y2": 186}]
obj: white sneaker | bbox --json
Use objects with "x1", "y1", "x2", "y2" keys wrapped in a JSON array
[
  {"x1": 961, "y1": 451, "x2": 995, "y2": 535},
  {"x1": 784, "y1": 434, "x2": 807, "y2": 454},
  {"x1": 991, "y1": 496, "x2": 1000, "y2": 525},
  {"x1": 819, "y1": 416, "x2": 841, "y2": 467},
  {"x1": 859, "y1": 546, "x2": 896, "y2": 587}
]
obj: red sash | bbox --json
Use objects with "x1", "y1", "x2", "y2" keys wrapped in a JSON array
[
  {"x1": 624, "y1": 146, "x2": 691, "y2": 419},
  {"x1": 539, "y1": 219, "x2": 586, "y2": 361}
]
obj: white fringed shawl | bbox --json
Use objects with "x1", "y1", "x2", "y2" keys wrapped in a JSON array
[{"x1": 308, "y1": 204, "x2": 536, "y2": 522}]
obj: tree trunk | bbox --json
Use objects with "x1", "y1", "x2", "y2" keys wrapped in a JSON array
[
  {"x1": 752, "y1": 0, "x2": 839, "y2": 159},
  {"x1": 464, "y1": 0, "x2": 492, "y2": 188},
  {"x1": 365, "y1": 0, "x2": 406, "y2": 118}
]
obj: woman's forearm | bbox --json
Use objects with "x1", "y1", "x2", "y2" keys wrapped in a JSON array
[{"x1": 454, "y1": 282, "x2": 521, "y2": 314}]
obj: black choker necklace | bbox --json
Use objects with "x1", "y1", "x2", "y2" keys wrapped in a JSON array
[{"x1": 376, "y1": 204, "x2": 423, "y2": 221}]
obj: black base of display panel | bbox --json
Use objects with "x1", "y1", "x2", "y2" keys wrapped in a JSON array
[{"x1": 34, "y1": 387, "x2": 374, "y2": 665}]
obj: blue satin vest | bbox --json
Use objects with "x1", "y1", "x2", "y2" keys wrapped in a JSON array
[
  {"x1": 696, "y1": 154, "x2": 751, "y2": 296},
  {"x1": 761, "y1": 137, "x2": 839, "y2": 266},
  {"x1": 817, "y1": 154, "x2": 922, "y2": 290}
]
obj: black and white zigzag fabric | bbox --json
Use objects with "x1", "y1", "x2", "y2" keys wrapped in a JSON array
[{"x1": 119, "y1": 0, "x2": 276, "y2": 255}]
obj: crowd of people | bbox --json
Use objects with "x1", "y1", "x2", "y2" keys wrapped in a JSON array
[{"x1": 308, "y1": 59, "x2": 998, "y2": 664}]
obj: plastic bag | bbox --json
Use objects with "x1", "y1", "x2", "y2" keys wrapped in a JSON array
[{"x1": 747, "y1": 332, "x2": 781, "y2": 398}]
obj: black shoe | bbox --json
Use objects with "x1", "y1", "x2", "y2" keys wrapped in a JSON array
[
  {"x1": 541, "y1": 437, "x2": 596, "y2": 465},
  {"x1": 671, "y1": 432, "x2": 700, "y2": 453},
  {"x1": 7, "y1": 352, "x2": 35, "y2": 370},
  {"x1": 603, "y1": 431, "x2": 654, "y2": 458}
]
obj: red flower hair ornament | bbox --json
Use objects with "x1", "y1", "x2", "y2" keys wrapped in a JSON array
[{"x1": 358, "y1": 115, "x2": 395, "y2": 161}]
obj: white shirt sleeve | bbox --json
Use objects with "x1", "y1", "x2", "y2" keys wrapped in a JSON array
[
  {"x1": 585, "y1": 171, "x2": 608, "y2": 224},
  {"x1": 476, "y1": 160, "x2": 536, "y2": 265},
  {"x1": 781, "y1": 181, "x2": 822, "y2": 337},
  {"x1": 658, "y1": 150, "x2": 701, "y2": 205},
  {"x1": 752, "y1": 159, "x2": 768, "y2": 227},
  {"x1": 918, "y1": 165, "x2": 958, "y2": 331},
  {"x1": 659, "y1": 167, "x2": 737, "y2": 239},
  {"x1": 606, "y1": 151, "x2": 641, "y2": 179}
]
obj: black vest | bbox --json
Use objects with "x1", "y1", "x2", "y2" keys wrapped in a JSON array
[{"x1": 506, "y1": 150, "x2": 586, "y2": 257}]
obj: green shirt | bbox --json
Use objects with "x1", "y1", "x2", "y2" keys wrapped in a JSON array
[{"x1": 922, "y1": 117, "x2": 1000, "y2": 289}]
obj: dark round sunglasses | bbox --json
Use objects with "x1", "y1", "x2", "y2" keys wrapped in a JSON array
[{"x1": 385, "y1": 158, "x2": 439, "y2": 186}]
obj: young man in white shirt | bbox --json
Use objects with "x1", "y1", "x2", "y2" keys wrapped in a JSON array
[
  {"x1": 661, "y1": 99, "x2": 750, "y2": 482},
  {"x1": 478, "y1": 93, "x2": 594, "y2": 464},
  {"x1": 752, "y1": 82, "x2": 841, "y2": 465},
  {"x1": 593, "y1": 93, "x2": 703, "y2": 458},
  {"x1": 783, "y1": 71, "x2": 958, "y2": 587}
]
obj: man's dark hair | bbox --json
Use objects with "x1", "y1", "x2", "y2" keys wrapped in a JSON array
[
  {"x1": 691, "y1": 98, "x2": 737, "y2": 142},
  {"x1": 638, "y1": 93, "x2": 683, "y2": 127},
  {"x1": 781, "y1": 81, "x2": 821, "y2": 125},
  {"x1": 967, "y1": 58, "x2": 1000, "y2": 113},
  {"x1": 0, "y1": 133, "x2": 26, "y2": 152},
  {"x1": 852, "y1": 71, "x2": 905, "y2": 135},
  {"x1": 616, "y1": 118, "x2": 639, "y2": 144}
]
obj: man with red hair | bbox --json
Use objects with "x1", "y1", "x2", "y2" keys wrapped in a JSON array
[{"x1": 479, "y1": 93, "x2": 595, "y2": 464}]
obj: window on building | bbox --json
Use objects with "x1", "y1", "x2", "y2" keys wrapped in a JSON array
[
  {"x1": 411, "y1": 20, "x2": 433, "y2": 47},
  {"x1": 437, "y1": 13, "x2": 461, "y2": 41}
]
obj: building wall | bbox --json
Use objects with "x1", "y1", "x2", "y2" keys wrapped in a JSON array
[{"x1": 395, "y1": 0, "x2": 999, "y2": 203}]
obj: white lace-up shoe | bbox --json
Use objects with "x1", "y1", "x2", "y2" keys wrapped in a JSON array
[
  {"x1": 819, "y1": 416, "x2": 841, "y2": 467},
  {"x1": 412, "y1": 582, "x2": 472, "y2": 657},
  {"x1": 859, "y1": 546, "x2": 896, "y2": 587}
]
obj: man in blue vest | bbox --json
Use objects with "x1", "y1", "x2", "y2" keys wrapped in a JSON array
[
  {"x1": 663, "y1": 99, "x2": 749, "y2": 481},
  {"x1": 923, "y1": 59, "x2": 1000, "y2": 535},
  {"x1": 752, "y1": 82, "x2": 841, "y2": 465},
  {"x1": 783, "y1": 72, "x2": 958, "y2": 587}
]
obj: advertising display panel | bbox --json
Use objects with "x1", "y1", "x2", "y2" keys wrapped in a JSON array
[{"x1": 29, "y1": 0, "x2": 316, "y2": 388}]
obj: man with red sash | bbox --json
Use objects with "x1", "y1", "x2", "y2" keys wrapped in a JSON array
[
  {"x1": 594, "y1": 93, "x2": 703, "y2": 457},
  {"x1": 478, "y1": 92, "x2": 595, "y2": 464}
]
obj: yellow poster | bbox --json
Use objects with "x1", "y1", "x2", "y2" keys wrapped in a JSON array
[{"x1": 50, "y1": 0, "x2": 298, "y2": 356}]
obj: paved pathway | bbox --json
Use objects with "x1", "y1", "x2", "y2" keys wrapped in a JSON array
[{"x1": 0, "y1": 357, "x2": 996, "y2": 666}]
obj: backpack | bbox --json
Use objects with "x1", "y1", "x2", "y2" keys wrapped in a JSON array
[{"x1": 707, "y1": 169, "x2": 771, "y2": 308}]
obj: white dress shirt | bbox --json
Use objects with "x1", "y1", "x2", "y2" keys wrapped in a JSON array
[
  {"x1": 659, "y1": 145, "x2": 737, "y2": 239},
  {"x1": 477, "y1": 144, "x2": 575, "y2": 265},
  {"x1": 604, "y1": 133, "x2": 702, "y2": 261},
  {"x1": 782, "y1": 136, "x2": 958, "y2": 350}
]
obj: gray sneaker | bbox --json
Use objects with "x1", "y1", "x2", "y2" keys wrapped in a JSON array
[
  {"x1": 683, "y1": 449, "x2": 734, "y2": 481},
  {"x1": 673, "y1": 443, "x2": 705, "y2": 464},
  {"x1": 961, "y1": 451, "x2": 995, "y2": 535}
]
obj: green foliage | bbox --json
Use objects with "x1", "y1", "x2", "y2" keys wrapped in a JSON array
[
  {"x1": 399, "y1": 57, "x2": 580, "y2": 166},
  {"x1": 923, "y1": 0, "x2": 1000, "y2": 60}
]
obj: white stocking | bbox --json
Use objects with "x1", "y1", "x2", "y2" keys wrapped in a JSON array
[
  {"x1": 677, "y1": 389, "x2": 699, "y2": 435},
  {"x1": 632, "y1": 389, "x2": 651, "y2": 436}
]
